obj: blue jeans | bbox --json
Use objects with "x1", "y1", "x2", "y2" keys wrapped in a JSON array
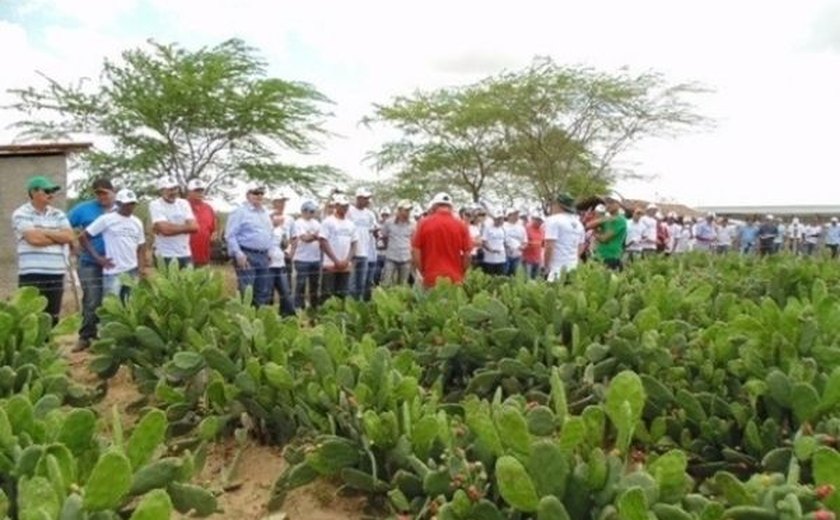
[
  {"x1": 103, "y1": 269, "x2": 138, "y2": 302},
  {"x1": 234, "y1": 250, "x2": 271, "y2": 306},
  {"x1": 77, "y1": 263, "x2": 103, "y2": 341},
  {"x1": 505, "y1": 257, "x2": 521, "y2": 276},
  {"x1": 350, "y1": 256, "x2": 369, "y2": 301},
  {"x1": 523, "y1": 261, "x2": 541, "y2": 280},
  {"x1": 269, "y1": 267, "x2": 296, "y2": 316},
  {"x1": 159, "y1": 256, "x2": 192, "y2": 269},
  {"x1": 294, "y1": 261, "x2": 321, "y2": 309},
  {"x1": 321, "y1": 270, "x2": 351, "y2": 304},
  {"x1": 364, "y1": 259, "x2": 379, "y2": 300}
]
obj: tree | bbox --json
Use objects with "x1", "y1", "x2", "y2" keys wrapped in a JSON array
[
  {"x1": 8, "y1": 38, "x2": 337, "y2": 196},
  {"x1": 363, "y1": 86, "x2": 510, "y2": 204}
]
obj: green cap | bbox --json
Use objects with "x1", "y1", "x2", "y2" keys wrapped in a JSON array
[
  {"x1": 555, "y1": 192, "x2": 576, "y2": 210},
  {"x1": 26, "y1": 176, "x2": 61, "y2": 192}
]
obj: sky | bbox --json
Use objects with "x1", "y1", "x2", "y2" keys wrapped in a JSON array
[{"x1": 2, "y1": 0, "x2": 840, "y2": 208}]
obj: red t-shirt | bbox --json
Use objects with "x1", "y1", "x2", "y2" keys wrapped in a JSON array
[
  {"x1": 411, "y1": 208, "x2": 471, "y2": 288},
  {"x1": 522, "y1": 223, "x2": 545, "y2": 264},
  {"x1": 189, "y1": 199, "x2": 216, "y2": 265}
]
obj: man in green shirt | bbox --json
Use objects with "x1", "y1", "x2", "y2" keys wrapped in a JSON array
[{"x1": 594, "y1": 194, "x2": 627, "y2": 271}]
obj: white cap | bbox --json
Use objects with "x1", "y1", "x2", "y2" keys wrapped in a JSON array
[
  {"x1": 505, "y1": 207, "x2": 519, "y2": 216},
  {"x1": 397, "y1": 199, "x2": 413, "y2": 210},
  {"x1": 595, "y1": 204, "x2": 607, "y2": 213},
  {"x1": 706, "y1": 211, "x2": 716, "y2": 218},
  {"x1": 430, "y1": 192, "x2": 453, "y2": 207},
  {"x1": 157, "y1": 177, "x2": 179, "y2": 190},
  {"x1": 530, "y1": 210, "x2": 545, "y2": 220},
  {"x1": 271, "y1": 189, "x2": 290, "y2": 201},
  {"x1": 487, "y1": 207, "x2": 503, "y2": 219},
  {"x1": 646, "y1": 203, "x2": 658, "y2": 210},
  {"x1": 115, "y1": 189, "x2": 138, "y2": 204},
  {"x1": 655, "y1": 211, "x2": 664, "y2": 220},
  {"x1": 667, "y1": 211, "x2": 677, "y2": 219},
  {"x1": 832, "y1": 217, "x2": 838, "y2": 222},
  {"x1": 767, "y1": 214, "x2": 775, "y2": 220},
  {"x1": 186, "y1": 178, "x2": 206, "y2": 191},
  {"x1": 792, "y1": 217, "x2": 800, "y2": 224},
  {"x1": 380, "y1": 207, "x2": 392, "y2": 215},
  {"x1": 355, "y1": 187, "x2": 373, "y2": 198},
  {"x1": 332, "y1": 194, "x2": 351, "y2": 206}
]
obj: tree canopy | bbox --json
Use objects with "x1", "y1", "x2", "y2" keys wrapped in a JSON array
[{"x1": 8, "y1": 38, "x2": 337, "y2": 196}]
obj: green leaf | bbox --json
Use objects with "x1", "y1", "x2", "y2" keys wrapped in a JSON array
[
  {"x1": 813, "y1": 447, "x2": 840, "y2": 514},
  {"x1": 617, "y1": 486, "x2": 648, "y2": 520},
  {"x1": 713, "y1": 471, "x2": 753, "y2": 507},
  {"x1": 495, "y1": 405, "x2": 532, "y2": 456},
  {"x1": 126, "y1": 409, "x2": 167, "y2": 470},
  {"x1": 57, "y1": 408, "x2": 97, "y2": 455},
  {"x1": 605, "y1": 371, "x2": 646, "y2": 455},
  {"x1": 495, "y1": 455, "x2": 540, "y2": 513},
  {"x1": 820, "y1": 367, "x2": 840, "y2": 413},
  {"x1": 17, "y1": 476, "x2": 60, "y2": 520},
  {"x1": 168, "y1": 482, "x2": 218, "y2": 516},
  {"x1": 790, "y1": 382, "x2": 820, "y2": 423},
  {"x1": 537, "y1": 495, "x2": 571, "y2": 520},
  {"x1": 464, "y1": 397, "x2": 503, "y2": 457},
  {"x1": 83, "y1": 449, "x2": 133, "y2": 511},
  {"x1": 129, "y1": 489, "x2": 173, "y2": 520},
  {"x1": 550, "y1": 367, "x2": 568, "y2": 428}
]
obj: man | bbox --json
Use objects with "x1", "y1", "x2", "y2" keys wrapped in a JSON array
[
  {"x1": 68, "y1": 177, "x2": 115, "y2": 350},
  {"x1": 826, "y1": 217, "x2": 840, "y2": 258},
  {"x1": 481, "y1": 209, "x2": 507, "y2": 275},
  {"x1": 757, "y1": 215, "x2": 779, "y2": 257},
  {"x1": 149, "y1": 177, "x2": 198, "y2": 268},
  {"x1": 787, "y1": 217, "x2": 804, "y2": 255},
  {"x1": 225, "y1": 184, "x2": 274, "y2": 306},
  {"x1": 543, "y1": 193, "x2": 585, "y2": 281},
  {"x1": 774, "y1": 218, "x2": 786, "y2": 254},
  {"x1": 640, "y1": 204, "x2": 659, "y2": 256},
  {"x1": 738, "y1": 217, "x2": 760, "y2": 255},
  {"x1": 804, "y1": 219, "x2": 822, "y2": 256},
  {"x1": 185, "y1": 178, "x2": 216, "y2": 267},
  {"x1": 12, "y1": 176, "x2": 74, "y2": 325},
  {"x1": 625, "y1": 210, "x2": 645, "y2": 261},
  {"x1": 593, "y1": 193, "x2": 627, "y2": 271},
  {"x1": 373, "y1": 208, "x2": 391, "y2": 286},
  {"x1": 411, "y1": 192, "x2": 471, "y2": 288},
  {"x1": 694, "y1": 213, "x2": 717, "y2": 252},
  {"x1": 319, "y1": 194, "x2": 358, "y2": 302},
  {"x1": 665, "y1": 212, "x2": 680, "y2": 254},
  {"x1": 79, "y1": 189, "x2": 146, "y2": 302},
  {"x1": 503, "y1": 208, "x2": 527, "y2": 275},
  {"x1": 347, "y1": 188, "x2": 377, "y2": 300},
  {"x1": 715, "y1": 217, "x2": 737, "y2": 254},
  {"x1": 522, "y1": 212, "x2": 545, "y2": 279},
  {"x1": 268, "y1": 199, "x2": 295, "y2": 316},
  {"x1": 381, "y1": 200, "x2": 416, "y2": 286},
  {"x1": 290, "y1": 200, "x2": 322, "y2": 309},
  {"x1": 468, "y1": 206, "x2": 484, "y2": 267}
]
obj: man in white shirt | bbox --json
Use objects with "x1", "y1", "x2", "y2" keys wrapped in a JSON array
[
  {"x1": 381, "y1": 200, "x2": 416, "y2": 286},
  {"x1": 826, "y1": 217, "x2": 840, "y2": 258},
  {"x1": 319, "y1": 194, "x2": 358, "y2": 302},
  {"x1": 347, "y1": 187, "x2": 377, "y2": 300},
  {"x1": 481, "y1": 208, "x2": 507, "y2": 275},
  {"x1": 268, "y1": 192, "x2": 295, "y2": 316},
  {"x1": 503, "y1": 208, "x2": 527, "y2": 275},
  {"x1": 543, "y1": 193, "x2": 585, "y2": 280},
  {"x1": 715, "y1": 217, "x2": 737, "y2": 254},
  {"x1": 290, "y1": 200, "x2": 322, "y2": 309},
  {"x1": 625, "y1": 210, "x2": 645, "y2": 259},
  {"x1": 787, "y1": 217, "x2": 804, "y2": 254},
  {"x1": 80, "y1": 189, "x2": 146, "y2": 301},
  {"x1": 804, "y1": 220, "x2": 821, "y2": 256},
  {"x1": 640, "y1": 204, "x2": 659, "y2": 256},
  {"x1": 149, "y1": 177, "x2": 197, "y2": 268},
  {"x1": 774, "y1": 219, "x2": 786, "y2": 254}
]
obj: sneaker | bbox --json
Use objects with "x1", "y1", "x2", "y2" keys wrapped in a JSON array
[{"x1": 72, "y1": 338, "x2": 90, "y2": 352}]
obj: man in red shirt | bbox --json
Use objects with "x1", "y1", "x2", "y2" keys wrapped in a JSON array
[
  {"x1": 522, "y1": 211, "x2": 545, "y2": 279},
  {"x1": 411, "y1": 192, "x2": 471, "y2": 288},
  {"x1": 186, "y1": 179, "x2": 216, "y2": 267}
]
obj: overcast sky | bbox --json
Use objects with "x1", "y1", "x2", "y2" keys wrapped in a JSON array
[{"x1": 2, "y1": 0, "x2": 840, "y2": 207}]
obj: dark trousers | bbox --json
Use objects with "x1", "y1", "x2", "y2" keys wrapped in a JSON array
[
  {"x1": 19, "y1": 273, "x2": 64, "y2": 326},
  {"x1": 293, "y1": 261, "x2": 321, "y2": 309},
  {"x1": 829, "y1": 244, "x2": 839, "y2": 258},
  {"x1": 159, "y1": 256, "x2": 192, "y2": 269},
  {"x1": 505, "y1": 257, "x2": 521, "y2": 276},
  {"x1": 321, "y1": 270, "x2": 351, "y2": 304},
  {"x1": 269, "y1": 267, "x2": 296, "y2": 316},
  {"x1": 482, "y1": 262, "x2": 506, "y2": 276},
  {"x1": 77, "y1": 263, "x2": 103, "y2": 340},
  {"x1": 234, "y1": 250, "x2": 271, "y2": 306},
  {"x1": 350, "y1": 257, "x2": 369, "y2": 301},
  {"x1": 523, "y1": 261, "x2": 541, "y2": 279},
  {"x1": 602, "y1": 258, "x2": 623, "y2": 271}
]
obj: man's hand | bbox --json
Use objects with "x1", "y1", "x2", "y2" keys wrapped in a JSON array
[
  {"x1": 235, "y1": 253, "x2": 250, "y2": 269},
  {"x1": 97, "y1": 256, "x2": 116, "y2": 269}
]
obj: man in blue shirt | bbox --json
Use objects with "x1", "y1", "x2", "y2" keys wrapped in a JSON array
[
  {"x1": 225, "y1": 184, "x2": 274, "y2": 306},
  {"x1": 826, "y1": 217, "x2": 840, "y2": 258},
  {"x1": 67, "y1": 178, "x2": 115, "y2": 351},
  {"x1": 738, "y1": 217, "x2": 759, "y2": 255}
]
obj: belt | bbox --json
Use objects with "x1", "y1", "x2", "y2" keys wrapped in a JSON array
[{"x1": 240, "y1": 246, "x2": 268, "y2": 255}]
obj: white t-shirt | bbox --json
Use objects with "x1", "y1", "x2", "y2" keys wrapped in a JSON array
[
  {"x1": 674, "y1": 225, "x2": 692, "y2": 253},
  {"x1": 469, "y1": 224, "x2": 482, "y2": 256},
  {"x1": 805, "y1": 225, "x2": 822, "y2": 244},
  {"x1": 482, "y1": 225, "x2": 507, "y2": 264},
  {"x1": 544, "y1": 213, "x2": 585, "y2": 275},
  {"x1": 640, "y1": 215, "x2": 658, "y2": 250},
  {"x1": 292, "y1": 218, "x2": 322, "y2": 263},
  {"x1": 149, "y1": 198, "x2": 195, "y2": 258},
  {"x1": 503, "y1": 222, "x2": 527, "y2": 259},
  {"x1": 319, "y1": 215, "x2": 358, "y2": 268},
  {"x1": 269, "y1": 224, "x2": 289, "y2": 269},
  {"x1": 667, "y1": 223, "x2": 681, "y2": 252},
  {"x1": 625, "y1": 220, "x2": 645, "y2": 252},
  {"x1": 347, "y1": 206, "x2": 377, "y2": 259},
  {"x1": 716, "y1": 224, "x2": 737, "y2": 247},
  {"x1": 85, "y1": 213, "x2": 145, "y2": 275},
  {"x1": 787, "y1": 223, "x2": 805, "y2": 241}
]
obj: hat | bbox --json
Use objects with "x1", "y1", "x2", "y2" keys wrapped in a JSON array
[
  {"x1": 792, "y1": 217, "x2": 800, "y2": 224},
  {"x1": 594, "y1": 204, "x2": 607, "y2": 213},
  {"x1": 487, "y1": 206, "x2": 503, "y2": 219},
  {"x1": 157, "y1": 177, "x2": 179, "y2": 190},
  {"x1": 430, "y1": 192, "x2": 453, "y2": 207},
  {"x1": 246, "y1": 182, "x2": 266, "y2": 194},
  {"x1": 655, "y1": 211, "x2": 664, "y2": 220},
  {"x1": 380, "y1": 207, "x2": 392, "y2": 215},
  {"x1": 646, "y1": 203, "x2": 658, "y2": 211},
  {"x1": 554, "y1": 193, "x2": 576, "y2": 210},
  {"x1": 397, "y1": 199, "x2": 413, "y2": 210},
  {"x1": 332, "y1": 194, "x2": 351, "y2": 206},
  {"x1": 301, "y1": 200, "x2": 319, "y2": 213},
  {"x1": 530, "y1": 210, "x2": 545, "y2": 220},
  {"x1": 271, "y1": 189, "x2": 290, "y2": 201},
  {"x1": 91, "y1": 178, "x2": 115, "y2": 192},
  {"x1": 505, "y1": 207, "x2": 519, "y2": 216},
  {"x1": 115, "y1": 189, "x2": 138, "y2": 204},
  {"x1": 766, "y1": 214, "x2": 774, "y2": 220},
  {"x1": 27, "y1": 176, "x2": 60, "y2": 192},
  {"x1": 603, "y1": 191, "x2": 624, "y2": 203},
  {"x1": 187, "y1": 179, "x2": 206, "y2": 191},
  {"x1": 832, "y1": 217, "x2": 838, "y2": 223},
  {"x1": 706, "y1": 211, "x2": 716, "y2": 219},
  {"x1": 355, "y1": 187, "x2": 373, "y2": 198}
]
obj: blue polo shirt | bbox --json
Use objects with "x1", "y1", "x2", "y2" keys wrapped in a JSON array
[{"x1": 68, "y1": 200, "x2": 111, "y2": 266}]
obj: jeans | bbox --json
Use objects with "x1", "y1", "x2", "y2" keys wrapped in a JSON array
[
  {"x1": 19, "y1": 273, "x2": 64, "y2": 326},
  {"x1": 321, "y1": 270, "x2": 351, "y2": 304},
  {"x1": 103, "y1": 269, "x2": 138, "y2": 302},
  {"x1": 77, "y1": 263, "x2": 103, "y2": 341},
  {"x1": 741, "y1": 242, "x2": 755, "y2": 255},
  {"x1": 505, "y1": 257, "x2": 521, "y2": 276},
  {"x1": 269, "y1": 267, "x2": 296, "y2": 316},
  {"x1": 349, "y1": 256, "x2": 369, "y2": 301},
  {"x1": 381, "y1": 259, "x2": 412, "y2": 286},
  {"x1": 829, "y1": 244, "x2": 839, "y2": 258},
  {"x1": 293, "y1": 261, "x2": 321, "y2": 309},
  {"x1": 602, "y1": 258, "x2": 623, "y2": 271},
  {"x1": 234, "y1": 250, "x2": 271, "y2": 306},
  {"x1": 482, "y1": 262, "x2": 506, "y2": 276},
  {"x1": 364, "y1": 260, "x2": 379, "y2": 300},
  {"x1": 523, "y1": 261, "x2": 541, "y2": 280},
  {"x1": 159, "y1": 256, "x2": 192, "y2": 269},
  {"x1": 716, "y1": 245, "x2": 731, "y2": 254}
]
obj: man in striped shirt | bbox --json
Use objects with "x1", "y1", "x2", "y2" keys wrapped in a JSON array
[{"x1": 12, "y1": 176, "x2": 74, "y2": 324}]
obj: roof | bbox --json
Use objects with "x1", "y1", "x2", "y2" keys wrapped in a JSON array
[
  {"x1": 697, "y1": 205, "x2": 840, "y2": 217},
  {"x1": 623, "y1": 199, "x2": 702, "y2": 218},
  {"x1": 0, "y1": 142, "x2": 93, "y2": 157}
]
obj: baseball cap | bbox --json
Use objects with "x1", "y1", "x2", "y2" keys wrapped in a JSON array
[
  {"x1": 333, "y1": 194, "x2": 351, "y2": 206},
  {"x1": 246, "y1": 182, "x2": 266, "y2": 194},
  {"x1": 187, "y1": 179, "x2": 206, "y2": 191},
  {"x1": 115, "y1": 189, "x2": 138, "y2": 204},
  {"x1": 380, "y1": 207, "x2": 392, "y2": 215},
  {"x1": 530, "y1": 210, "x2": 545, "y2": 220},
  {"x1": 397, "y1": 199, "x2": 413, "y2": 210},
  {"x1": 603, "y1": 191, "x2": 624, "y2": 203},
  {"x1": 301, "y1": 200, "x2": 319, "y2": 213},
  {"x1": 355, "y1": 187, "x2": 373, "y2": 198},
  {"x1": 832, "y1": 217, "x2": 838, "y2": 223},
  {"x1": 646, "y1": 203, "x2": 658, "y2": 211},
  {"x1": 430, "y1": 192, "x2": 453, "y2": 207},
  {"x1": 91, "y1": 178, "x2": 114, "y2": 192},
  {"x1": 157, "y1": 177, "x2": 179, "y2": 190},
  {"x1": 505, "y1": 207, "x2": 519, "y2": 216},
  {"x1": 595, "y1": 204, "x2": 607, "y2": 213},
  {"x1": 27, "y1": 176, "x2": 61, "y2": 192},
  {"x1": 271, "y1": 189, "x2": 290, "y2": 201},
  {"x1": 555, "y1": 193, "x2": 576, "y2": 210}
]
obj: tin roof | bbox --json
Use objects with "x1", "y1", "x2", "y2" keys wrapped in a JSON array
[{"x1": 0, "y1": 142, "x2": 93, "y2": 157}]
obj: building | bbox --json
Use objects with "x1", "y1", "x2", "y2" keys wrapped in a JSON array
[
  {"x1": 0, "y1": 142, "x2": 92, "y2": 297},
  {"x1": 696, "y1": 205, "x2": 840, "y2": 221}
]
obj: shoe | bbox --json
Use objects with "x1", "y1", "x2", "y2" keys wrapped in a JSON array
[{"x1": 72, "y1": 338, "x2": 90, "y2": 352}]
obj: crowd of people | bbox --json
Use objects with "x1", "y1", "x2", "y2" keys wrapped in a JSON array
[{"x1": 11, "y1": 174, "x2": 840, "y2": 351}]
